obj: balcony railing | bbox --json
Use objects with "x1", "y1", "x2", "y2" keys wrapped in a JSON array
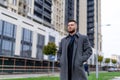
[
  {"x1": 34, "y1": 6, "x2": 43, "y2": 13},
  {"x1": 43, "y1": 12, "x2": 51, "y2": 19},
  {"x1": 35, "y1": 0, "x2": 43, "y2": 4},
  {"x1": 45, "y1": 0, "x2": 52, "y2": 4},
  {"x1": 0, "y1": 56, "x2": 60, "y2": 74},
  {"x1": 88, "y1": 1, "x2": 94, "y2": 5},
  {"x1": 43, "y1": 4, "x2": 51, "y2": 12}
]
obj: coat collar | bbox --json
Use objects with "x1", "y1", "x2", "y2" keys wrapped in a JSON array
[{"x1": 65, "y1": 32, "x2": 80, "y2": 39}]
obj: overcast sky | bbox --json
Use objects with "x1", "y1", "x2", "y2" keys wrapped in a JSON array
[{"x1": 101, "y1": 0, "x2": 120, "y2": 58}]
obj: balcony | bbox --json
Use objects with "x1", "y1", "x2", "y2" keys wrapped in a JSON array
[
  {"x1": 88, "y1": 18, "x2": 94, "y2": 22},
  {"x1": 89, "y1": 36, "x2": 94, "y2": 40},
  {"x1": 43, "y1": 12, "x2": 51, "y2": 19},
  {"x1": 35, "y1": 0, "x2": 43, "y2": 6},
  {"x1": 43, "y1": 4, "x2": 51, "y2": 12},
  {"x1": 88, "y1": 12, "x2": 94, "y2": 16},
  {"x1": 88, "y1": 1, "x2": 94, "y2": 5},
  {"x1": 0, "y1": 0, "x2": 8, "y2": 8},
  {"x1": 34, "y1": 6, "x2": 43, "y2": 14},
  {"x1": 45, "y1": 0, "x2": 52, "y2": 4},
  {"x1": 18, "y1": 7, "x2": 28, "y2": 15},
  {"x1": 43, "y1": 20, "x2": 53, "y2": 28},
  {"x1": 88, "y1": 7, "x2": 94, "y2": 11},
  {"x1": 88, "y1": 30, "x2": 94, "y2": 34}
]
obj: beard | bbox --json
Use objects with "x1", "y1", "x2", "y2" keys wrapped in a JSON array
[{"x1": 68, "y1": 29, "x2": 76, "y2": 34}]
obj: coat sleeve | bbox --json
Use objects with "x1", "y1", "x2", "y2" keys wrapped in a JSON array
[
  {"x1": 57, "y1": 40, "x2": 62, "y2": 61},
  {"x1": 81, "y1": 36, "x2": 92, "y2": 62}
]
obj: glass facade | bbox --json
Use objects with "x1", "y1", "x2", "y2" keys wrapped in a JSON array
[
  {"x1": 34, "y1": 0, "x2": 52, "y2": 23},
  {"x1": 49, "y1": 35, "x2": 55, "y2": 42},
  {"x1": 48, "y1": 35, "x2": 55, "y2": 60},
  {"x1": 3, "y1": 21, "x2": 16, "y2": 38},
  {"x1": 0, "y1": 20, "x2": 2, "y2": 34},
  {"x1": 0, "y1": 20, "x2": 16, "y2": 56},
  {"x1": 65, "y1": 0, "x2": 74, "y2": 26},
  {"x1": 64, "y1": 0, "x2": 80, "y2": 31},
  {"x1": 21, "y1": 28, "x2": 32, "y2": 58},
  {"x1": 87, "y1": 0, "x2": 95, "y2": 47},
  {"x1": 0, "y1": 38, "x2": 1, "y2": 46},
  {"x1": 76, "y1": 0, "x2": 79, "y2": 31},
  {"x1": 0, "y1": 20, "x2": 56, "y2": 60},
  {"x1": 36, "y1": 34, "x2": 45, "y2": 60},
  {"x1": 23, "y1": 28, "x2": 32, "y2": 42},
  {"x1": 2, "y1": 40, "x2": 12, "y2": 56}
]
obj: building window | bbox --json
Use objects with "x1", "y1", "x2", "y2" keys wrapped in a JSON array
[
  {"x1": 23, "y1": 28, "x2": 32, "y2": 42},
  {"x1": 3, "y1": 21, "x2": 15, "y2": 38},
  {"x1": 0, "y1": 39, "x2": 1, "y2": 50},
  {"x1": 0, "y1": 20, "x2": 3, "y2": 34},
  {"x1": 21, "y1": 44, "x2": 32, "y2": 58},
  {"x1": 0, "y1": 20, "x2": 16, "y2": 56},
  {"x1": 36, "y1": 34, "x2": 45, "y2": 60},
  {"x1": 2, "y1": 40, "x2": 12, "y2": 56},
  {"x1": 21, "y1": 28, "x2": 32, "y2": 58},
  {"x1": 49, "y1": 35, "x2": 55, "y2": 42}
]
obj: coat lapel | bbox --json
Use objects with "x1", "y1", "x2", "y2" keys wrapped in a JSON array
[
  {"x1": 65, "y1": 37, "x2": 71, "y2": 79},
  {"x1": 65, "y1": 37, "x2": 71, "y2": 50},
  {"x1": 72, "y1": 35, "x2": 79, "y2": 70},
  {"x1": 65, "y1": 37, "x2": 71, "y2": 62}
]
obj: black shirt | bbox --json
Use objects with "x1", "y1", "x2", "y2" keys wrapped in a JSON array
[{"x1": 67, "y1": 35, "x2": 75, "y2": 79}]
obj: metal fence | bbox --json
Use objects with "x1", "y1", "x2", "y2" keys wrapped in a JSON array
[{"x1": 0, "y1": 56, "x2": 60, "y2": 74}]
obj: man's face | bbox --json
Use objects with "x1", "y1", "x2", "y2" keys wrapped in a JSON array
[{"x1": 67, "y1": 22, "x2": 77, "y2": 33}]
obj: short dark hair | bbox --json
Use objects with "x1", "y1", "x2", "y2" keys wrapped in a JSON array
[{"x1": 68, "y1": 19, "x2": 77, "y2": 24}]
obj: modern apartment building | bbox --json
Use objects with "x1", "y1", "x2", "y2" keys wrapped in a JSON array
[
  {"x1": 64, "y1": 0, "x2": 80, "y2": 31},
  {"x1": 86, "y1": 0, "x2": 102, "y2": 65},
  {"x1": 0, "y1": 0, "x2": 18, "y2": 12},
  {"x1": 87, "y1": 0, "x2": 95, "y2": 48},
  {"x1": 0, "y1": 0, "x2": 35, "y2": 17},
  {"x1": 63, "y1": 0, "x2": 101, "y2": 52},
  {"x1": 0, "y1": 0, "x2": 102, "y2": 67},
  {"x1": 0, "y1": 6, "x2": 61, "y2": 73},
  {"x1": 51, "y1": 0, "x2": 65, "y2": 36},
  {"x1": 87, "y1": 0, "x2": 101, "y2": 49},
  {"x1": 0, "y1": 7, "x2": 60, "y2": 59},
  {"x1": 34, "y1": 0, "x2": 52, "y2": 23}
]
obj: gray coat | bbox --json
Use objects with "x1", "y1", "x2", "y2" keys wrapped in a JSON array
[{"x1": 57, "y1": 32, "x2": 92, "y2": 80}]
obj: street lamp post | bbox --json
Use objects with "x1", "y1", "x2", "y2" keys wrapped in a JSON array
[
  {"x1": 96, "y1": 1, "x2": 111, "y2": 79},
  {"x1": 96, "y1": 0, "x2": 99, "y2": 79}
]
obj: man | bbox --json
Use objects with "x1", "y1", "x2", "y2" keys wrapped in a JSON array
[
  {"x1": 84, "y1": 61, "x2": 90, "y2": 76},
  {"x1": 57, "y1": 20, "x2": 92, "y2": 80}
]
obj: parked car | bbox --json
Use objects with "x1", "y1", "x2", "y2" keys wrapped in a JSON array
[
  {"x1": 108, "y1": 68, "x2": 114, "y2": 72},
  {"x1": 108, "y1": 68, "x2": 119, "y2": 72}
]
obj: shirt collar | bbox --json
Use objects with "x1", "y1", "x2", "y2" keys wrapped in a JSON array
[{"x1": 66, "y1": 32, "x2": 79, "y2": 39}]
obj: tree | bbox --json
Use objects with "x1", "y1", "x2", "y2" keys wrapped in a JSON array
[
  {"x1": 105, "y1": 58, "x2": 110, "y2": 64},
  {"x1": 105, "y1": 58, "x2": 110, "y2": 69},
  {"x1": 43, "y1": 42, "x2": 57, "y2": 73},
  {"x1": 98, "y1": 55, "x2": 103, "y2": 67},
  {"x1": 111, "y1": 59, "x2": 117, "y2": 67},
  {"x1": 43, "y1": 42, "x2": 57, "y2": 56}
]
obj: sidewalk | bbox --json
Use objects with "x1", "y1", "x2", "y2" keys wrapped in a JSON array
[
  {"x1": 112, "y1": 77, "x2": 120, "y2": 80},
  {"x1": 0, "y1": 72, "x2": 59, "y2": 80}
]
